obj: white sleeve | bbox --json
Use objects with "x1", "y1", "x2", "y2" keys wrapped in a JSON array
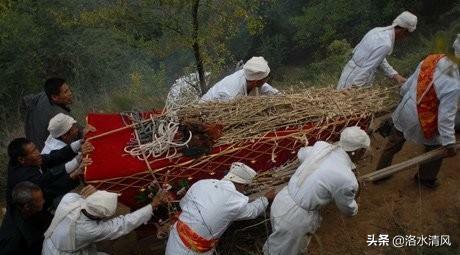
[
  {"x1": 89, "y1": 205, "x2": 153, "y2": 242},
  {"x1": 297, "y1": 146, "x2": 313, "y2": 163},
  {"x1": 235, "y1": 197, "x2": 269, "y2": 220},
  {"x1": 438, "y1": 90, "x2": 459, "y2": 146},
  {"x1": 59, "y1": 193, "x2": 83, "y2": 206},
  {"x1": 334, "y1": 185, "x2": 358, "y2": 217},
  {"x1": 215, "y1": 92, "x2": 233, "y2": 101},
  {"x1": 379, "y1": 58, "x2": 398, "y2": 78},
  {"x1": 362, "y1": 45, "x2": 392, "y2": 76},
  {"x1": 70, "y1": 140, "x2": 82, "y2": 153},
  {"x1": 200, "y1": 90, "x2": 231, "y2": 102},
  {"x1": 64, "y1": 154, "x2": 81, "y2": 173},
  {"x1": 260, "y1": 83, "x2": 280, "y2": 96}
]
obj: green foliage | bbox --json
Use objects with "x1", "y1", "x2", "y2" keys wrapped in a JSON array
[
  {"x1": 0, "y1": 0, "x2": 459, "y2": 134},
  {"x1": 292, "y1": 0, "x2": 376, "y2": 54},
  {"x1": 0, "y1": 8, "x2": 46, "y2": 111},
  {"x1": 280, "y1": 39, "x2": 352, "y2": 85}
]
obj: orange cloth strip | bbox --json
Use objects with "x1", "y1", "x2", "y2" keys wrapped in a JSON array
[
  {"x1": 416, "y1": 54, "x2": 445, "y2": 139},
  {"x1": 176, "y1": 219, "x2": 218, "y2": 253}
]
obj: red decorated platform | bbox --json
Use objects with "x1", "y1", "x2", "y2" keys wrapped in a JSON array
[{"x1": 84, "y1": 112, "x2": 370, "y2": 209}]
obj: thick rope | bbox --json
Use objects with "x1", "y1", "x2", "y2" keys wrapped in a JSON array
[{"x1": 121, "y1": 112, "x2": 192, "y2": 160}]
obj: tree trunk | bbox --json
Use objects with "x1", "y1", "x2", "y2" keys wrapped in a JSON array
[{"x1": 192, "y1": 0, "x2": 206, "y2": 95}]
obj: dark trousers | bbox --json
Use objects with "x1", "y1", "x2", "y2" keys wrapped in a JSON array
[{"x1": 376, "y1": 126, "x2": 443, "y2": 181}]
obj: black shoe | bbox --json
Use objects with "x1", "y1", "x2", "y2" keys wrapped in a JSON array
[{"x1": 413, "y1": 175, "x2": 439, "y2": 189}]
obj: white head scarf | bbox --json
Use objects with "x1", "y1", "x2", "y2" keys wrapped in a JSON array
[
  {"x1": 338, "y1": 126, "x2": 371, "y2": 151},
  {"x1": 453, "y1": 34, "x2": 460, "y2": 58},
  {"x1": 296, "y1": 126, "x2": 370, "y2": 186},
  {"x1": 44, "y1": 191, "x2": 118, "y2": 250},
  {"x1": 48, "y1": 113, "x2": 77, "y2": 138},
  {"x1": 83, "y1": 191, "x2": 118, "y2": 218},
  {"x1": 392, "y1": 11, "x2": 417, "y2": 32},
  {"x1": 223, "y1": 162, "x2": 257, "y2": 184},
  {"x1": 243, "y1": 57, "x2": 270, "y2": 81}
]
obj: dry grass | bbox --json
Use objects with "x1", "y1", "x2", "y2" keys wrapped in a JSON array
[{"x1": 178, "y1": 86, "x2": 399, "y2": 145}]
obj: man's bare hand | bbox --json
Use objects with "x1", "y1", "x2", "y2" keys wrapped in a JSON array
[
  {"x1": 151, "y1": 190, "x2": 170, "y2": 208},
  {"x1": 264, "y1": 188, "x2": 277, "y2": 202},
  {"x1": 80, "y1": 157, "x2": 93, "y2": 168},
  {"x1": 341, "y1": 88, "x2": 351, "y2": 96},
  {"x1": 393, "y1": 74, "x2": 407, "y2": 84},
  {"x1": 69, "y1": 167, "x2": 83, "y2": 179},
  {"x1": 81, "y1": 141, "x2": 95, "y2": 155},
  {"x1": 83, "y1": 124, "x2": 97, "y2": 136},
  {"x1": 80, "y1": 185, "x2": 97, "y2": 198},
  {"x1": 442, "y1": 144, "x2": 457, "y2": 158}
]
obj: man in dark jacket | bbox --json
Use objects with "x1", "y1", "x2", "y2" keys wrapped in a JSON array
[
  {"x1": 6, "y1": 137, "x2": 92, "y2": 210},
  {"x1": 0, "y1": 181, "x2": 51, "y2": 255},
  {"x1": 24, "y1": 78, "x2": 79, "y2": 151}
]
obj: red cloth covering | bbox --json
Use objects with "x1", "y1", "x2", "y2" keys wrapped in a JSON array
[
  {"x1": 84, "y1": 111, "x2": 369, "y2": 208},
  {"x1": 416, "y1": 54, "x2": 445, "y2": 139}
]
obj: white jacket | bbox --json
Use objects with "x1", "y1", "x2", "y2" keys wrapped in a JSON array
[
  {"x1": 287, "y1": 141, "x2": 359, "y2": 215},
  {"x1": 165, "y1": 179, "x2": 268, "y2": 255},
  {"x1": 337, "y1": 26, "x2": 398, "y2": 89},
  {"x1": 393, "y1": 56, "x2": 460, "y2": 146},
  {"x1": 263, "y1": 141, "x2": 359, "y2": 255},
  {"x1": 42, "y1": 135, "x2": 67, "y2": 154},
  {"x1": 201, "y1": 70, "x2": 279, "y2": 101},
  {"x1": 42, "y1": 193, "x2": 153, "y2": 255}
]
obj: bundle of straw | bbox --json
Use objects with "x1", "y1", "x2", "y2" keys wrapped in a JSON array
[{"x1": 177, "y1": 86, "x2": 399, "y2": 145}]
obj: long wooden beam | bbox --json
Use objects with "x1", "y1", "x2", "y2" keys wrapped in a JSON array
[{"x1": 359, "y1": 142, "x2": 459, "y2": 182}]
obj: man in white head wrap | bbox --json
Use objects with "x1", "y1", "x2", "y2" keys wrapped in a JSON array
[
  {"x1": 42, "y1": 185, "x2": 168, "y2": 255},
  {"x1": 200, "y1": 56, "x2": 280, "y2": 102},
  {"x1": 43, "y1": 113, "x2": 95, "y2": 154},
  {"x1": 42, "y1": 113, "x2": 79, "y2": 154},
  {"x1": 337, "y1": 11, "x2": 418, "y2": 90},
  {"x1": 263, "y1": 126, "x2": 370, "y2": 255},
  {"x1": 165, "y1": 162, "x2": 277, "y2": 254},
  {"x1": 376, "y1": 35, "x2": 460, "y2": 188},
  {"x1": 41, "y1": 113, "x2": 94, "y2": 178}
]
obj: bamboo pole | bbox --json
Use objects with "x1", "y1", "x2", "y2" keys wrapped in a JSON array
[
  {"x1": 86, "y1": 113, "x2": 163, "y2": 142},
  {"x1": 359, "y1": 142, "x2": 460, "y2": 182}
]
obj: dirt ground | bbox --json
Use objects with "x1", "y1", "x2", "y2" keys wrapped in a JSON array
[{"x1": 94, "y1": 130, "x2": 459, "y2": 255}]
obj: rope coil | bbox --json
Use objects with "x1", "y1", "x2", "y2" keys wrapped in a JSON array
[{"x1": 121, "y1": 112, "x2": 192, "y2": 160}]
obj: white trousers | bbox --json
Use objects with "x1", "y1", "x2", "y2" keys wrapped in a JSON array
[{"x1": 263, "y1": 187, "x2": 321, "y2": 255}]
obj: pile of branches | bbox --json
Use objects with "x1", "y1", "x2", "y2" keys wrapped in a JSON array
[{"x1": 177, "y1": 86, "x2": 399, "y2": 145}]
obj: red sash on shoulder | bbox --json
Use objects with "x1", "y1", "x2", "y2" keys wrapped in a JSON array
[{"x1": 416, "y1": 54, "x2": 445, "y2": 139}]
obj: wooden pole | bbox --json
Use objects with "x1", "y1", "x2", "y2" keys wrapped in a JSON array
[
  {"x1": 86, "y1": 113, "x2": 163, "y2": 142},
  {"x1": 359, "y1": 142, "x2": 459, "y2": 182}
]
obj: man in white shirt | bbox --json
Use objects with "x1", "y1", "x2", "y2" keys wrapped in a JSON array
[
  {"x1": 263, "y1": 127, "x2": 370, "y2": 255},
  {"x1": 42, "y1": 113, "x2": 80, "y2": 154},
  {"x1": 42, "y1": 185, "x2": 169, "y2": 254},
  {"x1": 375, "y1": 36, "x2": 460, "y2": 188},
  {"x1": 336, "y1": 11, "x2": 418, "y2": 90},
  {"x1": 201, "y1": 56, "x2": 279, "y2": 102},
  {"x1": 41, "y1": 114, "x2": 94, "y2": 181},
  {"x1": 165, "y1": 162, "x2": 276, "y2": 254}
]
